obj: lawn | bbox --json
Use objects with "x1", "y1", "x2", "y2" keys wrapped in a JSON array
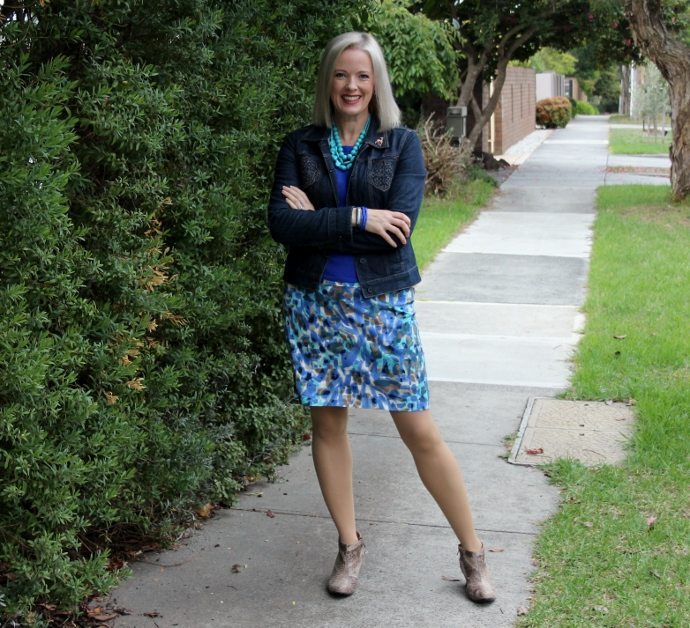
[
  {"x1": 608, "y1": 114, "x2": 643, "y2": 124},
  {"x1": 520, "y1": 185, "x2": 690, "y2": 627},
  {"x1": 413, "y1": 177, "x2": 496, "y2": 270},
  {"x1": 609, "y1": 127, "x2": 671, "y2": 155}
]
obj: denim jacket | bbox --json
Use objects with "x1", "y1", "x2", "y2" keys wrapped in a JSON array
[{"x1": 267, "y1": 119, "x2": 426, "y2": 298}]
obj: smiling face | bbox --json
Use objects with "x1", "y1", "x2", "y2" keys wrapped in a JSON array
[{"x1": 329, "y1": 47, "x2": 375, "y2": 128}]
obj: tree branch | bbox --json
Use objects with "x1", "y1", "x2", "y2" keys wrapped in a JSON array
[{"x1": 626, "y1": 0, "x2": 690, "y2": 80}]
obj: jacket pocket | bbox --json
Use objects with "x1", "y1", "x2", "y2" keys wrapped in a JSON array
[
  {"x1": 299, "y1": 154, "x2": 322, "y2": 189},
  {"x1": 368, "y1": 156, "x2": 396, "y2": 192}
]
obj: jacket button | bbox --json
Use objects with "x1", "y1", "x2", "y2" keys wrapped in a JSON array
[{"x1": 359, "y1": 258, "x2": 366, "y2": 264}]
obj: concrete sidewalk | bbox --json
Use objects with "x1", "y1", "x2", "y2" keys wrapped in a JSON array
[
  {"x1": 606, "y1": 119, "x2": 671, "y2": 186},
  {"x1": 107, "y1": 116, "x2": 632, "y2": 627}
]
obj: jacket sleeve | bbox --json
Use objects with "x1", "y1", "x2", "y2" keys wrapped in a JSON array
[
  {"x1": 324, "y1": 129, "x2": 426, "y2": 255},
  {"x1": 267, "y1": 131, "x2": 354, "y2": 248},
  {"x1": 267, "y1": 128, "x2": 426, "y2": 253}
]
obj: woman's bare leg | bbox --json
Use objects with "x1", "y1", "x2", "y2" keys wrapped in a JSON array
[
  {"x1": 310, "y1": 406, "x2": 358, "y2": 545},
  {"x1": 391, "y1": 409, "x2": 482, "y2": 551}
]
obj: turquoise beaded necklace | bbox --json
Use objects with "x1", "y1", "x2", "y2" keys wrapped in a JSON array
[{"x1": 329, "y1": 116, "x2": 371, "y2": 171}]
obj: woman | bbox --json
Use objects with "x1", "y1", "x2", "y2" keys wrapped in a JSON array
[{"x1": 267, "y1": 32, "x2": 495, "y2": 603}]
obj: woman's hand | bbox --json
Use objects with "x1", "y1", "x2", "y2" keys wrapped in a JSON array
[
  {"x1": 281, "y1": 187, "x2": 409, "y2": 247},
  {"x1": 364, "y1": 209, "x2": 411, "y2": 247},
  {"x1": 282, "y1": 185, "x2": 315, "y2": 211}
]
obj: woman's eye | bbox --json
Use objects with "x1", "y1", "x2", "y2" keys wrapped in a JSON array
[
  {"x1": 335, "y1": 72, "x2": 346, "y2": 79},
  {"x1": 359, "y1": 74, "x2": 370, "y2": 80}
]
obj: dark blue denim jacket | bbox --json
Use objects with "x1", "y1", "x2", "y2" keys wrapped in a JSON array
[{"x1": 267, "y1": 119, "x2": 426, "y2": 298}]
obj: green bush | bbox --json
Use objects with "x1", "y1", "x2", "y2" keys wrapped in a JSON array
[
  {"x1": 536, "y1": 96, "x2": 572, "y2": 128},
  {"x1": 0, "y1": 0, "x2": 363, "y2": 618},
  {"x1": 572, "y1": 99, "x2": 599, "y2": 115}
]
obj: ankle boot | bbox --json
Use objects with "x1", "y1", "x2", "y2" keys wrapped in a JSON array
[
  {"x1": 458, "y1": 543, "x2": 496, "y2": 603},
  {"x1": 327, "y1": 532, "x2": 366, "y2": 596}
]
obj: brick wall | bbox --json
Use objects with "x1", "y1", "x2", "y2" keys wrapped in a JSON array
[{"x1": 492, "y1": 67, "x2": 536, "y2": 155}]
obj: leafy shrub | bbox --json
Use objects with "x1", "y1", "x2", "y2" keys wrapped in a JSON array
[
  {"x1": 0, "y1": 0, "x2": 363, "y2": 619},
  {"x1": 572, "y1": 99, "x2": 599, "y2": 115},
  {"x1": 360, "y1": 0, "x2": 458, "y2": 105},
  {"x1": 536, "y1": 96, "x2": 573, "y2": 128},
  {"x1": 418, "y1": 114, "x2": 468, "y2": 195}
]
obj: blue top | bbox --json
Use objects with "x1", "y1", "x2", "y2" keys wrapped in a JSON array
[{"x1": 322, "y1": 146, "x2": 358, "y2": 282}]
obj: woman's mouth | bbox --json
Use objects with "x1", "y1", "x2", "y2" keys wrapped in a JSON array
[{"x1": 342, "y1": 95, "x2": 361, "y2": 104}]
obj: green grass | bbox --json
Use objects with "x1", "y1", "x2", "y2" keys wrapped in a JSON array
[
  {"x1": 520, "y1": 185, "x2": 690, "y2": 627},
  {"x1": 413, "y1": 177, "x2": 496, "y2": 270},
  {"x1": 609, "y1": 128, "x2": 671, "y2": 155},
  {"x1": 608, "y1": 114, "x2": 642, "y2": 124}
]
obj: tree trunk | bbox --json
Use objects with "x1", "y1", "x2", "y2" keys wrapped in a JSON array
[
  {"x1": 668, "y1": 80, "x2": 690, "y2": 201},
  {"x1": 454, "y1": 23, "x2": 537, "y2": 156},
  {"x1": 464, "y1": 59, "x2": 510, "y2": 150},
  {"x1": 619, "y1": 64, "x2": 631, "y2": 116},
  {"x1": 457, "y1": 56, "x2": 486, "y2": 110},
  {"x1": 456, "y1": 54, "x2": 488, "y2": 151},
  {"x1": 627, "y1": 0, "x2": 690, "y2": 200}
]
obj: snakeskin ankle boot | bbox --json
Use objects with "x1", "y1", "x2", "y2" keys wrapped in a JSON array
[
  {"x1": 458, "y1": 543, "x2": 496, "y2": 603},
  {"x1": 326, "y1": 532, "x2": 366, "y2": 596}
]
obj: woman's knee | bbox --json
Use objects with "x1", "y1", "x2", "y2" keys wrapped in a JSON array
[
  {"x1": 406, "y1": 428, "x2": 443, "y2": 456},
  {"x1": 311, "y1": 406, "x2": 349, "y2": 440},
  {"x1": 392, "y1": 411, "x2": 443, "y2": 455}
]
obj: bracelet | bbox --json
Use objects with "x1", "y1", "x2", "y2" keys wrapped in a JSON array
[{"x1": 359, "y1": 206, "x2": 368, "y2": 230}]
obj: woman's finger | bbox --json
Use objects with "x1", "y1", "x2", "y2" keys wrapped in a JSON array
[
  {"x1": 282, "y1": 185, "x2": 315, "y2": 210},
  {"x1": 389, "y1": 225, "x2": 406, "y2": 246},
  {"x1": 394, "y1": 217, "x2": 410, "y2": 237},
  {"x1": 378, "y1": 228, "x2": 397, "y2": 247}
]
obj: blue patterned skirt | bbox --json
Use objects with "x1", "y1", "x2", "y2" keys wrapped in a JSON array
[{"x1": 283, "y1": 281, "x2": 429, "y2": 411}]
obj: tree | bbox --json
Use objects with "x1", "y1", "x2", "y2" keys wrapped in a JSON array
[
  {"x1": 419, "y1": 0, "x2": 595, "y2": 154},
  {"x1": 567, "y1": 40, "x2": 623, "y2": 112},
  {"x1": 0, "y1": 0, "x2": 365, "y2": 617},
  {"x1": 636, "y1": 62, "x2": 671, "y2": 132},
  {"x1": 361, "y1": 0, "x2": 458, "y2": 121},
  {"x1": 519, "y1": 47, "x2": 578, "y2": 76},
  {"x1": 624, "y1": 0, "x2": 690, "y2": 200}
]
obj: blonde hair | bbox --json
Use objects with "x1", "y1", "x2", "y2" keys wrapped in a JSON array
[{"x1": 312, "y1": 32, "x2": 401, "y2": 132}]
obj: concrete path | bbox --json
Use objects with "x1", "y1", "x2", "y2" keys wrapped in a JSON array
[
  {"x1": 605, "y1": 119, "x2": 671, "y2": 186},
  {"x1": 605, "y1": 153, "x2": 671, "y2": 186},
  {"x1": 107, "y1": 116, "x2": 627, "y2": 627}
]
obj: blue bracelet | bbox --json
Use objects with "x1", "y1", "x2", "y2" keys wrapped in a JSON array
[{"x1": 359, "y1": 206, "x2": 368, "y2": 230}]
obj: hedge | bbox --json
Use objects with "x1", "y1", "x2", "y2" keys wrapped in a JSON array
[
  {"x1": 0, "y1": 0, "x2": 363, "y2": 618},
  {"x1": 536, "y1": 96, "x2": 573, "y2": 128},
  {"x1": 572, "y1": 98, "x2": 599, "y2": 115}
]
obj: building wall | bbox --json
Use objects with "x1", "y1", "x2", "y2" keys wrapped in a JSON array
[
  {"x1": 536, "y1": 71, "x2": 565, "y2": 101},
  {"x1": 492, "y1": 66, "x2": 536, "y2": 155},
  {"x1": 565, "y1": 77, "x2": 587, "y2": 102}
]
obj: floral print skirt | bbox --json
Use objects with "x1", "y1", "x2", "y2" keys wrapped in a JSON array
[{"x1": 283, "y1": 281, "x2": 429, "y2": 411}]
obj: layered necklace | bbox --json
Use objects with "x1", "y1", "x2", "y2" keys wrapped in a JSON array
[{"x1": 329, "y1": 116, "x2": 371, "y2": 171}]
